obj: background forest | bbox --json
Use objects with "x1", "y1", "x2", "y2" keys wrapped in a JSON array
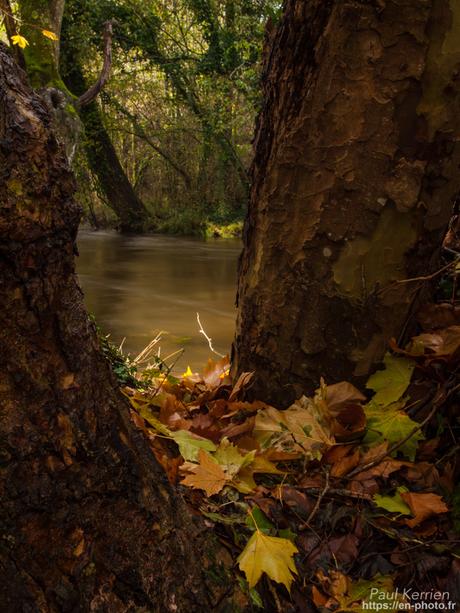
[{"x1": 1, "y1": 0, "x2": 280, "y2": 235}]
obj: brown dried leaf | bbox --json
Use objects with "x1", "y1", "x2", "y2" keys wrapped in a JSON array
[
  {"x1": 407, "y1": 326, "x2": 460, "y2": 358},
  {"x1": 417, "y1": 303, "x2": 460, "y2": 330},
  {"x1": 354, "y1": 458, "x2": 405, "y2": 481},
  {"x1": 324, "y1": 381, "x2": 366, "y2": 415},
  {"x1": 360, "y1": 442, "x2": 389, "y2": 464},
  {"x1": 229, "y1": 371, "x2": 254, "y2": 401},
  {"x1": 203, "y1": 355, "x2": 230, "y2": 387},
  {"x1": 330, "y1": 448, "x2": 360, "y2": 478},
  {"x1": 401, "y1": 492, "x2": 449, "y2": 528},
  {"x1": 332, "y1": 404, "x2": 366, "y2": 442}
]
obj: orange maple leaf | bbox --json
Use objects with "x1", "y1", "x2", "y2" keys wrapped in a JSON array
[
  {"x1": 181, "y1": 449, "x2": 231, "y2": 496},
  {"x1": 401, "y1": 492, "x2": 449, "y2": 528}
]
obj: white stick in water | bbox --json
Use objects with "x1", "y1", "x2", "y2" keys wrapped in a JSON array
[{"x1": 196, "y1": 312, "x2": 225, "y2": 358}]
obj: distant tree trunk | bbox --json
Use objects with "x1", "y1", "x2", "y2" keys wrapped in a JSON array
[
  {"x1": 0, "y1": 45, "x2": 240, "y2": 611},
  {"x1": 16, "y1": 0, "x2": 150, "y2": 233},
  {"x1": 233, "y1": 0, "x2": 460, "y2": 407},
  {"x1": 80, "y1": 99, "x2": 151, "y2": 232}
]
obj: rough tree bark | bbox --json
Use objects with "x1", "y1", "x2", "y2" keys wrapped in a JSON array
[
  {"x1": 0, "y1": 45, "x2": 241, "y2": 612},
  {"x1": 232, "y1": 0, "x2": 460, "y2": 407}
]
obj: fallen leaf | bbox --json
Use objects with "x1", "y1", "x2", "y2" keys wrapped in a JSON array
[
  {"x1": 254, "y1": 396, "x2": 334, "y2": 459},
  {"x1": 229, "y1": 371, "x2": 254, "y2": 401},
  {"x1": 213, "y1": 437, "x2": 255, "y2": 477},
  {"x1": 171, "y1": 430, "x2": 216, "y2": 461},
  {"x1": 332, "y1": 404, "x2": 367, "y2": 442},
  {"x1": 232, "y1": 454, "x2": 283, "y2": 494},
  {"x1": 400, "y1": 492, "x2": 449, "y2": 527},
  {"x1": 417, "y1": 303, "x2": 460, "y2": 330},
  {"x1": 407, "y1": 326, "x2": 460, "y2": 358},
  {"x1": 277, "y1": 486, "x2": 314, "y2": 517},
  {"x1": 366, "y1": 354, "x2": 415, "y2": 407},
  {"x1": 328, "y1": 534, "x2": 359, "y2": 564},
  {"x1": 181, "y1": 449, "x2": 231, "y2": 496},
  {"x1": 324, "y1": 381, "x2": 366, "y2": 415},
  {"x1": 328, "y1": 447, "x2": 360, "y2": 478},
  {"x1": 203, "y1": 355, "x2": 230, "y2": 387},
  {"x1": 354, "y1": 457, "x2": 405, "y2": 481},
  {"x1": 237, "y1": 530, "x2": 298, "y2": 591},
  {"x1": 364, "y1": 400, "x2": 424, "y2": 460},
  {"x1": 373, "y1": 487, "x2": 412, "y2": 515},
  {"x1": 311, "y1": 585, "x2": 328, "y2": 607}
]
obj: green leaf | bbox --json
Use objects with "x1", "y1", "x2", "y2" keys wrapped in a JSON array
[
  {"x1": 364, "y1": 401, "x2": 424, "y2": 461},
  {"x1": 249, "y1": 587, "x2": 264, "y2": 609},
  {"x1": 348, "y1": 575, "x2": 397, "y2": 606},
  {"x1": 366, "y1": 354, "x2": 415, "y2": 407},
  {"x1": 374, "y1": 487, "x2": 412, "y2": 515},
  {"x1": 245, "y1": 507, "x2": 274, "y2": 534},
  {"x1": 237, "y1": 531, "x2": 298, "y2": 591},
  {"x1": 136, "y1": 404, "x2": 172, "y2": 436},
  {"x1": 171, "y1": 430, "x2": 217, "y2": 461},
  {"x1": 213, "y1": 437, "x2": 256, "y2": 477}
]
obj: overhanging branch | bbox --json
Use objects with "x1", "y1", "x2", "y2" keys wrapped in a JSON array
[{"x1": 77, "y1": 20, "x2": 114, "y2": 108}]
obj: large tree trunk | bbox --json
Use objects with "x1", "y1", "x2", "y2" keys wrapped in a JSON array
[
  {"x1": 232, "y1": 0, "x2": 460, "y2": 407},
  {"x1": 0, "y1": 45, "x2": 240, "y2": 612}
]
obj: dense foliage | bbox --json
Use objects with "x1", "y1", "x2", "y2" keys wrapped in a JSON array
[{"x1": 59, "y1": 0, "x2": 281, "y2": 234}]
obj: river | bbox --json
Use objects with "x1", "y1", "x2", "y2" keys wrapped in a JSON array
[{"x1": 76, "y1": 230, "x2": 241, "y2": 373}]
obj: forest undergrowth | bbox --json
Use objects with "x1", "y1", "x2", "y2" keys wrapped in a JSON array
[{"x1": 107, "y1": 295, "x2": 460, "y2": 611}]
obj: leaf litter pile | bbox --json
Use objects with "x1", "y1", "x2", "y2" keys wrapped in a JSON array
[{"x1": 122, "y1": 304, "x2": 460, "y2": 611}]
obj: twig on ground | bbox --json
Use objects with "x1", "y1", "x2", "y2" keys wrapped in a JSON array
[{"x1": 305, "y1": 470, "x2": 330, "y2": 525}]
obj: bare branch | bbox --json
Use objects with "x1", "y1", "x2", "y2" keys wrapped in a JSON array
[
  {"x1": 196, "y1": 312, "x2": 225, "y2": 358},
  {"x1": 77, "y1": 20, "x2": 114, "y2": 108}
]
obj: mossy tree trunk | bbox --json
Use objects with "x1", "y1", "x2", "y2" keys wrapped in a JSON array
[
  {"x1": 0, "y1": 44, "x2": 241, "y2": 612},
  {"x1": 61, "y1": 59, "x2": 151, "y2": 233},
  {"x1": 232, "y1": 0, "x2": 460, "y2": 407},
  {"x1": 16, "y1": 0, "x2": 150, "y2": 233}
]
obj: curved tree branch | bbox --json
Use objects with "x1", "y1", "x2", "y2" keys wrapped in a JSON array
[{"x1": 77, "y1": 20, "x2": 114, "y2": 108}]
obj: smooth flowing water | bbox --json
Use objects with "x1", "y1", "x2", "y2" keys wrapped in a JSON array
[{"x1": 76, "y1": 230, "x2": 241, "y2": 372}]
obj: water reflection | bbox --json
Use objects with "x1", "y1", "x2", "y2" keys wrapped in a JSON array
[{"x1": 76, "y1": 230, "x2": 241, "y2": 372}]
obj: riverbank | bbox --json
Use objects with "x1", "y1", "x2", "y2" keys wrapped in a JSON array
[{"x1": 80, "y1": 208, "x2": 244, "y2": 239}]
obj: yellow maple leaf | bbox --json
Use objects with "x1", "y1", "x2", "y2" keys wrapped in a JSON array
[
  {"x1": 238, "y1": 530, "x2": 298, "y2": 591},
  {"x1": 181, "y1": 449, "x2": 231, "y2": 496},
  {"x1": 11, "y1": 34, "x2": 29, "y2": 49},
  {"x1": 42, "y1": 30, "x2": 59, "y2": 41}
]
